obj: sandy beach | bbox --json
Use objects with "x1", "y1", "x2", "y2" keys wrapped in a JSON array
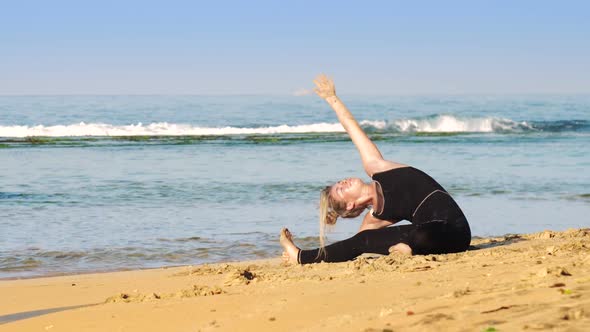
[{"x1": 1, "y1": 228, "x2": 589, "y2": 331}]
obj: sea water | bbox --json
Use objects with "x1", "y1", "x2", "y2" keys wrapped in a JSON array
[{"x1": 1, "y1": 95, "x2": 589, "y2": 278}]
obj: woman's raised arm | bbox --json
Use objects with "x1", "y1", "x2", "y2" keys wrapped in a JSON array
[{"x1": 313, "y1": 74, "x2": 404, "y2": 176}]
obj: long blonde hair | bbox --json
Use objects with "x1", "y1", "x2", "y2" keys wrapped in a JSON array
[{"x1": 318, "y1": 185, "x2": 366, "y2": 259}]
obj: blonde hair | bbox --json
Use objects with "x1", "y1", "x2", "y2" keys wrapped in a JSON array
[{"x1": 318, "y1": 185, "x2": 366, "y2": 259}]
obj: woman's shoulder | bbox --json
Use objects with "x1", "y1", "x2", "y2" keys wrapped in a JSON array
[
  {"x1": 372, "y1": 166, "x2": 445, "y2": 193},
  {"x1": 369, "y1": 160, "x2": 411, "y2": 178}
]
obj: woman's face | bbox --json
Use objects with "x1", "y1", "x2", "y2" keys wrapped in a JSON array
[{"x1": 329, "y1": 177, "x2": 364, "y2": 205}]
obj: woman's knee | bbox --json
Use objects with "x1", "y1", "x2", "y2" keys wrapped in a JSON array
[{"x1": 410, "y1": 223, "x2": 471, "y2": 255}]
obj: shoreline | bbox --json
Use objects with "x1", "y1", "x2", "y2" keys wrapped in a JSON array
[
  {"x1": 0, "y1": 232, "x2": 566, "y2": 281},
  {"x1": 2, "y1": 228, "x2": 590, "y2": 331},
  {"x1": 0, "y1": 258, "x2": 278, "y2": 281}
]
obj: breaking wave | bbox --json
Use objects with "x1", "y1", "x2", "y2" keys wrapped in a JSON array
[{"x1": 0, "y1": 115, "x2": 587, "y2": 138}]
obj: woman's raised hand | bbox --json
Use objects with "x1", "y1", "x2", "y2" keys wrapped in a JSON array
[{"x1": 313, "y1": 74, "x2": 336, "y2": 99}]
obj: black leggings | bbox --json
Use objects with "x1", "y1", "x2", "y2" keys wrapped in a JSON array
[{"x1": 298, "y1": 191, "x2": 471, "y2": 264}]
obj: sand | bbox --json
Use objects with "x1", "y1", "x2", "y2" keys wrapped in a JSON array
[{"x1": 1, "y1": 228, "x2": 590, "y2": 331}]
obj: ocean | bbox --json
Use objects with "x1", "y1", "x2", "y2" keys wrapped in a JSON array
[{"x1": 1, "y1": 95, "x2": 589, "y2": 278}]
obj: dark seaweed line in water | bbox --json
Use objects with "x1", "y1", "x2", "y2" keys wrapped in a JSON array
[
  {"x1": 0, "y1": 134, "x2": 350, "y2": 147},
  {"x1": 0, "y1": 131, "x2": 585, "y2": 148}
]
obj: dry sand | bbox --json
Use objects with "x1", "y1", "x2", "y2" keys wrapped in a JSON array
[{"x1": 1, "y1": 228, "x2": 590, "y2": 331}]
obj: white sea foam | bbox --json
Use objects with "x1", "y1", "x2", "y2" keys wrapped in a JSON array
[
  {"x1": 0, "y1": 116, "x2": 533, "y2": 137},
  {"x1": 388, "y1": 115, "x2": 532, "y2": 133},
  {"x1": 0, "y1": 122, "x2": 346, "y2": 137}
]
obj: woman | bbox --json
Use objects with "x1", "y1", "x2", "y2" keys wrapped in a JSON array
[{"x1": 280, "y1": 75, "x2": 471, "y2": 264}]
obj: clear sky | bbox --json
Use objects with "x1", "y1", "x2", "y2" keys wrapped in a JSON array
[{"x1": 1, "y1": 0, "x2": 589, "y2": 95}]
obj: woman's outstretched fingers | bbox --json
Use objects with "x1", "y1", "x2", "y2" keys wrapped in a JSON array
[
  {"x1": 313, "y1": 74, "x2": 336, "y2": 99},
  {"x1": 313, "y1": 73, "x2": 327, "y2": 85}
]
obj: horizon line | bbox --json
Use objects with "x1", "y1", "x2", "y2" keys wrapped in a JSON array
[{"x1": 1, "y1": 92, "x2": 589, "y2": 97}]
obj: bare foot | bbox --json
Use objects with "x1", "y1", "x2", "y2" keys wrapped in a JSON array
[
  {"x1": 388, "y1": 243, "x2": 412, "y2": 255},
  {"x1": 280, "y1": 228, "x2": 301, "y2": 264}
]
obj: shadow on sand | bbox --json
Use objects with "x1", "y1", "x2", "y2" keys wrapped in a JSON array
[
  {"x1": 468, "y1": 234, "x2": 524, "y2": 251},
  {"x1": 0, "y1": 303, "x2": 100, "y2": 325}
]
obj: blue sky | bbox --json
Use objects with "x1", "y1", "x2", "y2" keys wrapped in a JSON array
[{"x1": 1, "y1": 0, "x2": 589, "y2": 94}]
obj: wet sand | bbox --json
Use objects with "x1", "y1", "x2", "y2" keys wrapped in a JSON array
[{"x1": 1, "y1": 228, "x2": 590, "y2": 331}]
